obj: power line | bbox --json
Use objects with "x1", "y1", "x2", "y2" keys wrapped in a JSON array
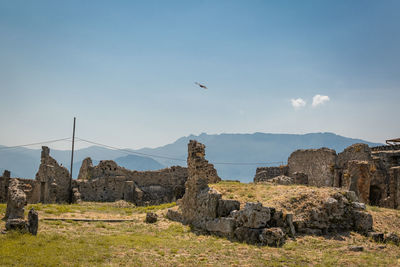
[
  {"x1": 76, "y1": 137, "x2": 187, "y2": 162},
  {"x1": 76, "y1": 137, "x2": 286, "y2": 166},
  {"x1": 0, "y1": 137, "x2": 72, "y2": 151}
]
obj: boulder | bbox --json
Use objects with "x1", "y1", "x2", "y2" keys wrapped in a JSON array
[
  {"x1": 348, "y1": 246, "x2": 364, "y2": 252},
  {"x1": 205, "y1": 217, "x2": 236, "y2": 237},
  {"x1": 234, "y1": 227, "x2": 262, "y2": 244},
  {"x1": 385, "y1": 232, "x2": 400, "y2": 245},
  {"x1": 217, "y1": 199, "x2": 240, "y2": 217},
  {"x1": 368, "y1": 232, "x2": 384, "y2": 242},
  {"x1": 259, "y1": 227, "x2": 285, "y2": 247},
  {"x1": 352, "y1": 210, "x2": 373, "y2": 234},
  {"x1": 232, "y1": 202, "x2": 270, "y2": 229},
  {"x1": 145, "y1": 212, "x2": 158, "y2": 223},
  {"x1": 28, "y1": 208, "x2": 39, "y2": 235}
]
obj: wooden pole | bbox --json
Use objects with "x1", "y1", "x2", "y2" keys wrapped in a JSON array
[{"x1": 69, "y1": 117, "x2": 76, "y2": 203}]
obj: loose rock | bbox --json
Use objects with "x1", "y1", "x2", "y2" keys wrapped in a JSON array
[{"x1": 145, "y1": 212, "x2": 158, "y2": 223}]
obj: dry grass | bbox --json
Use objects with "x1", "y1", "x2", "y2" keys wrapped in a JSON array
[
  {"x1": 211, "y1": 181, "x2": 347, "y2": 221},
  {"x1": 0, "y1": 183, "x2": 400, "y2": 266}
]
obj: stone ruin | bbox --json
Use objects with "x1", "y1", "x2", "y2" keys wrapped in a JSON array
[
  {"x1": 73, "y1": 158, "x2": 187, "y2": 205},
  {"x1": 0, "y1": 146, "x2": 188, "y2": 206},
  {"x1": 2, "y1": 179, "x2": 38, "y2": 235},
  {"x1": 254, "y1": 143, "x2": 400, "y2": 210},
  {"x1": 167, "y1": 140, "x2": 377, "y2": 247}
]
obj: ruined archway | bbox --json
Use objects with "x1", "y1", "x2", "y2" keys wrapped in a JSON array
[{"x1": 369, "y1": 185, "x2": 382, "y2": 206}]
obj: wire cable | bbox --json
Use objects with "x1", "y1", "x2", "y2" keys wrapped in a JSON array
[
  {"x1": 76, "y1": 137, "x2": 187, "y2": 162},
  {"x1": 0, "y1": 137, "x2": 72, "y2": 151},
  {"x1": 76, "y1": 137, "x2": 286, "y2": 166}
]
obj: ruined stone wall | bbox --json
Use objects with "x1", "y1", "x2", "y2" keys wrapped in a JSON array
[
  {"x1": 337, "y1": 144, "x2": 373, "y2": 169},
  {"x1": 179, "y1": 140, "x2": 222, "y2": 227},
  {"x1": 75, "y1": 158, "x2": 188, "y2": 205},
  {"x1": 35, "y1": 146, "x2": 71, "y2": 203},
  {"x1": 0, "y1": 171, "x2": 40, "y2": 204},
  {"x1": 168, "y1": 140, "x2": 374, "y2": 247},
  {"x1": 15, "y1": 178, "x2": 41, "y2": 204},
  {"x1": 187, "y1": 140, "x2": 221, "y2": 184},
  {"x1": 382, "y1": 167, "x2": 400, "y2": 209},
  {"x1": 371, "y1": 144, "x2": 400, "y2": 152},
  {"x1": 0, "y1": 170, "x2": 10, "y2": 202},
  {"x1": 372, "y1": 150, "x2": 400, "y2": 171},
  {"x1": 253, "y1": 166, "x2": 288, "y2": 183},
  {"x1": 288, "y1": 148, "x2": 337, "y2": 187},
  {"x1": 342, "y1": 160, "x2": 372, "y2": 204}
]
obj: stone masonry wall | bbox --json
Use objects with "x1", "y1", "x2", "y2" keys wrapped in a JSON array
[
  {"x1": 0, "y1": 170, "x2": 10, "y2": 203},
  {"x1": 168, "y1": 140, "x2": 374, "y2": 247},
  {"x1": 35, "y1": 146, "x2": 71, "y2": 203},
  {"x1": 74, "y1": 158, "x2": 188, "y2": 205},
  {"x1": 253, "y1": 166, "x2": 289, "y2": 183},
  {"x1": 288, "y1": 148, "x2": 337, "y2": 187}
]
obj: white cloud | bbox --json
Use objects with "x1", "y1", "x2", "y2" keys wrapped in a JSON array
[
  {"x1": 312, "y1": 94, "x2": 330, "y2": 107},
  {"x1": 291, "y1": 98, "x2": 306, "y2": 109}
]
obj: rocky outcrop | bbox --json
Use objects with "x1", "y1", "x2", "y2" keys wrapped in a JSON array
[{"x1": 288, "y1": 148, "x2": 337, "y2": 187}]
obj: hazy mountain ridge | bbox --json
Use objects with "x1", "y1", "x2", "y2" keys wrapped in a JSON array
[{"x1": 0, "y1": 132, "x2": 382, "y2": 182}]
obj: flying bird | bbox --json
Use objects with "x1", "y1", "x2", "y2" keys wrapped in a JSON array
[{"x1": 195, "y1": 82, "x2": 208, "y2": 89}]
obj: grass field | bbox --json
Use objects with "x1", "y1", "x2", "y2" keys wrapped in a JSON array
[{"x1": 1, "y1": 182, "x2": 400, "y2": 266}]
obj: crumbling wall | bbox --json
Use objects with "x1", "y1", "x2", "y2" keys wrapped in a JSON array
[
  {"x1": 337, "y1": 144, "x2": 373, "y2": 169},
  {"x1": 178, "y1": 140, "x2": 223, "y2": 227},
  {"x1": 382, "y1": 167, "x2": 400, "y2": 209},
  {"x1": 168, "y1": 140, "x2": 374, "y2": 247},
  {"x1": 75, "y1": 159, "x2": 188, "y2": 205},
  {"x1": 0, "y1": 171, "x2": 40, "y2": 204},
  {"x1": 35, "y1": 146, "x2": 71, "y2": 203},
  {"x1": 342, "y1": 161, "x2": 372, "y2": 204},
  {"x1": 288, "y1": 148, "x2": 337, "y2": 187},
  {"x1": 4, "y1": 179, "x2": 38, "y2": 235},
  {"x1": 187, "y1": 140, "x2": 221, "y2": 184},
  {"x1": 253, "y1": 166, "x2": 288, "y2": 183},
  {"x1": 0, "y1": 170, "x2": 10, "y2": 202}
]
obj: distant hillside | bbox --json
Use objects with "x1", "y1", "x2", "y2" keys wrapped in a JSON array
[
  {"x1": 0, "y1": 132, "x2": 382, "y2": 182},
  {"x1": 0, "y1": 146, "x2": 164, "y2": 179},
  {"x1": 136, "y1": 132, "x2": 382, "y2": 182},
  {"x1": 115, "y1": 155, "x2": 165, "y2": 171}
]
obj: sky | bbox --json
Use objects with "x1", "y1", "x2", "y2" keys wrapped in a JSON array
[{"x1": 0, "y1": 0, "x2": 399, "y2": 150}]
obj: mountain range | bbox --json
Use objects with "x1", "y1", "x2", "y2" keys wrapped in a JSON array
[{"x1": 0, "y1": 132, "x2": 382, "y2": 182}]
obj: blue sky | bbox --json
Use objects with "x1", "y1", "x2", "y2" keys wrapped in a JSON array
[{"x1": 0, "y1": 0, "x2": 399, "y2": 150}]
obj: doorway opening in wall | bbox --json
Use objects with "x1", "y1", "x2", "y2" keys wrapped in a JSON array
[
  {"x1": 40, "y1": 182, "x2": 46, "y2": 202},
  {"x1": 369, "y1": 185, "x2": 382, "y2": 206}
]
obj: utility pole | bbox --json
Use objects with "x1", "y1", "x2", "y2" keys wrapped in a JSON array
[{"x1": 69, "y1": 117, "x2": 76, "y2": 204}]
